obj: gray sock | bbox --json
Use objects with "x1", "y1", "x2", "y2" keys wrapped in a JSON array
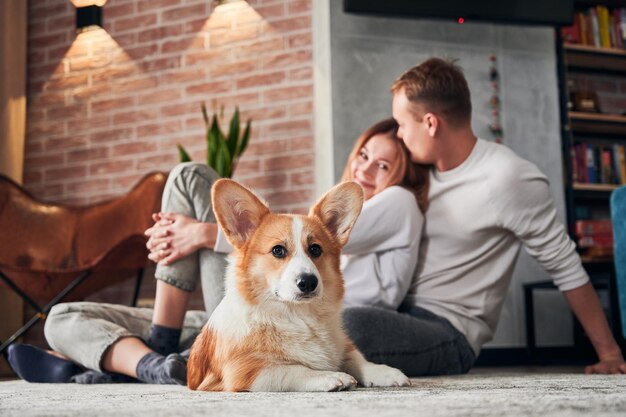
[
  {"x1": 136, "y1": 352, "x2": 187, "y2": 385},
  {"x1": 71, "y1": 370, "x2": 135, "y2": 384},
  {"x1": 147, "y1": 324, "x2": 182, "y2": 356}
]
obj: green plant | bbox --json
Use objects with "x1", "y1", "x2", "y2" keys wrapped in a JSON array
[{"x1": 177, "y1": 104, "x2": 252, "y2": 178}]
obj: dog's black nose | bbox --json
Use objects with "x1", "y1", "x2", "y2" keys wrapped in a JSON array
[{"x1": 296, "y1": 273, "x2": 318, "y2": 294}]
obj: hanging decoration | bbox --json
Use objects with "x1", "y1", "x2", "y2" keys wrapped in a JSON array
[{"x1": 488, "y1": 54, "x2": 503, "y2": 144}]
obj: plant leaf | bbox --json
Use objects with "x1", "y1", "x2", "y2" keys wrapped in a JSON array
[
  {"x1": 237, "y1": 119, "x2": 252, "y2": 157},
  {"x1": 201, "y1": 102, "x2": 209, "y2": 128},
  {"x1": 207, "y1": 114, "x2": 220, "y2": 168},
  {"x1": 227, "y1": 107, "x2": 240, "y2": 159},
  {"x1": 215, "y1": 140, "x2": 232, "y2": 178},
  {"x1": 177, "y1": 144, "x2": 192, "y2": 162}
]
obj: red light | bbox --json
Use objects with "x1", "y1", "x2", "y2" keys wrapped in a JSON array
[{"x1": 458, "y1": 17, "x2": 465, "y2": 24}]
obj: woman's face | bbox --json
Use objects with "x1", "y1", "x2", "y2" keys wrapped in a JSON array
[{"x1": 350, "y1": 133, "x2": 399, "y2": 200}]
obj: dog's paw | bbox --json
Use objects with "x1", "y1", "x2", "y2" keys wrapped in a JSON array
[
  {"x1": 357, "y1": 364, "x2": 411, "y2": 388},
  {"x1": 305, "y1": 371, "x2": 357, "y2": 392}
]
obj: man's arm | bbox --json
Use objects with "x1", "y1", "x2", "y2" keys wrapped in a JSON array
[{"x1": 563, "y1": 282, "x2": 626, "y2": 374}]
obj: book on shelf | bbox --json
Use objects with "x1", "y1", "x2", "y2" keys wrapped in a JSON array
[
  {"x1": 570, "y1": 142, "x2": 626, "y2": 186},
  {"x1": 575, "y1": 219, "x2": 613, "y2": 236},
  {"x1": 562, "y1": 6, "x2": 626, "y2": 50},
  {"x1": 578, "y1": 234, "x2": 614, "y2": 248}
]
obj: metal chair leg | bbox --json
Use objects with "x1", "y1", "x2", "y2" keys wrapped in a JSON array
[
  {"x1": 0, "y1": 270, "x2": 92, "y2": 355},
  {"x1": 131, "y1": 268, "x2": 144, "y2": 307}
]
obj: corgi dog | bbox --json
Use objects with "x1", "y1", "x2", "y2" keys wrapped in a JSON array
[{"x1": 187, "y1": 179, "x2": 411, "y2": 392}]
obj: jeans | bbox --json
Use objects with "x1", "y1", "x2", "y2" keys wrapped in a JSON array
[
  {"x1": 342, "y1": 304, "x2": 476, "y2": 376},
  {"x1": 45, "y1": 163, "x2": 225, "y2": 372}
]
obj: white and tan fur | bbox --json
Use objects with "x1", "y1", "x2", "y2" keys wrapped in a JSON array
[{"x1": 187, "y1": 179, "x2": 410, "y2": 392}]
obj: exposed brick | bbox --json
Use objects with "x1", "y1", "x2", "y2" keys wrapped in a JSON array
[
  {"x1": 48, "y1": 103, "x2": 89, "y2": 119},
  {"x1": 264, "y1": 119, "x2": 311, "y2": 136},
  {"x1": 242, "y1": 173, "x2": 288, "y2": 190},
  {"x1": 66, "y1": 178, "x2": 111, "y2": 195},
  {"x1": 138, "y1": 0, "x2": 182, "y2": 13},
  {"x1": 288, "y1": 0, "x2": 311, "y2": 15},
  {"x1": 265, "y1": 189, "x2": 312, "y2": 207},
  {"x1": 67, "y1": 147, "x2": 110, "y2": 163},
  {"x1": 113, "y1": 109, "x2": 160, "y2": 125},
  {"x1": 161, "y1": 36, "x2": 205, "y2": 54},
  {"x1": 209, "y1": 24, "x2": 259, "y2": 47},
  {"x1": 211, "y1": 59, "x2": 257, "y2": 77},
  {"x1": 91, "y1": 128, "x2": 135, "y2": 143},
  {"x1": 105, "y1": 3, "x2": 136, "y2": 19},
  {"x1": 161, "y1": 68, "x2": 206, "y2": 85},
  {"x1": 236, "y1": 37, "x2": 284, "y2": 56},
  {"x1": 236, "y1": 71, "x2": 286, "y2": 90},
  {"x1": 263, "y1": 153, "x2": 313, "y2": 172},
  {"x1": 253, "y1": 4, "x2": 286, "y2": 21},
  {"x1": 138, "y1": 25, "x2": 184, "y2": 44},
  {"x1": 90, "y1": 160, "x2": 135, "y2": 176},
  {"x1": 114, "y1": 14, "x2": 158, "y2": 33},
  {"x1": 45, "y1": 136, "x2": 89, "y2": 152},
  {"x1": 288, "y1": 33, "x2": 312, "y2": 49},
  {"x1": 162, "y1": 4, "x2": 208, "y2": 22},
  {"x1": 25, "y1": 153, "x2": 65, "y2": 169},
  {"x1": 186, "y1": 80, "x2": 233, "y2": 95},
  {"x1": 271, "y1": 16, "x2": 311, "y2": 33},
  {"x1": 45, "y1": 165, "x2": 88, "y2": 182},
  {"x1": 262, "y1": 50, "x2": 312, "y2": 70},
  {"x1": 92, "y1": 97, "x2": 136, "y2": 113},
  {"x1": 137, "y1": 89, "x2": 182, "y2": 105},
  {"x1": 26, "y1": 122, "x2": 66, "y2": 137},
  {"x1": 287, "y1": 99, "x2": 313, "y2": 115},
  {"x1": 139, "y1": 56, "x2": 181, "y2": 73},
  {"x1": 262, "y1": 84, "x2": 312, "y2": 102},
  {"x1": 290, "y1": 170, "x2": 314, "y2": 186},
  {"x1": 112, "y1": 142, "x2": 159, "y2": 157},
  {"x1": 136, "y1": 154, "x2": 178, "y2": 170},
  {"x1": 137, "y1": 121, "x2": 183, "y2": 138}
]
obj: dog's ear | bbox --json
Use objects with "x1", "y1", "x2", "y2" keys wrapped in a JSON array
[
  {"x1": 212, "y1": 179, "x2": 270, "y2": 248},
  {"x1": 309, "y1": 181, "x2": 363, "y2": 247}
]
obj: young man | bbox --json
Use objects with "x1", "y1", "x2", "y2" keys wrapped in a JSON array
[{"x1": 342, "y1": 57, "x2": 626, "y2": 375}]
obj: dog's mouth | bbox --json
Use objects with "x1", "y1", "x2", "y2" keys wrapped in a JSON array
[{"x1": 273, "y1": 290, "x2": 319, "y2": 302}]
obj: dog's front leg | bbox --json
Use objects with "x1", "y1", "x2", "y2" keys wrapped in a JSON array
[
  {"x1": 342, "y1": 342, "x2": 411, "y2": 388},
  {"x1": 250, "y1": 365, "x2": 358, "y2": 392}
]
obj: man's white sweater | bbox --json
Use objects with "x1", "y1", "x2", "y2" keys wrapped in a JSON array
[{"x1": 405, "y1": 138, "x2": 589, "y2": 355}]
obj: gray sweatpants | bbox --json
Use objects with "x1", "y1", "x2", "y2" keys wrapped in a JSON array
[
  {"x1": 45, "y1": 163, "x2": 475, "y2": 376},
  {"x1": 45, "y1": 163, "x2": 226, "y2": 372}
]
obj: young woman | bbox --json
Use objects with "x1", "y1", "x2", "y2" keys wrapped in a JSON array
[{"x1": 8, "y1": 118, "x2": 430, "y2": 384}]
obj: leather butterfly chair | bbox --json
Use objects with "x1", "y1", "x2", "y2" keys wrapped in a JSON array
[{"x1": 0, "y1": 172, "x2": 167, "y2": 354}]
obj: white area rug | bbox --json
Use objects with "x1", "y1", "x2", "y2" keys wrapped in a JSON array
[{"x1": 1, "y1": 370, "x2": 626, "y2": 417}]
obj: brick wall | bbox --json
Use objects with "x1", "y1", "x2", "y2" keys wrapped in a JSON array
[
  {"x1": 26, "y1": 0, "x2": 314, "y2": 208},
  {"x1": 21, "y1": 0, "x2": 314, "y2": 346}
]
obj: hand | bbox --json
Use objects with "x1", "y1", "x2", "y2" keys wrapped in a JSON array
[
  {"x1": 145, "y1": 212, "x2": 205, "y2": 265},
  {"x1": 585, "y1": 354, "x2": 626, "y2": 374}
]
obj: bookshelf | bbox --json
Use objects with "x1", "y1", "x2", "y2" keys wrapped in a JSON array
[
  {"x1": 560, "y1": 1, "x2": 626, "y2": 259},
  {"x1": 558, "y1": 1, "x2": 626, "y2": 350}
]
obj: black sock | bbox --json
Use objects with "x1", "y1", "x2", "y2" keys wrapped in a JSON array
[
  {"x1": 135, "y1": 352, "x2": 187, "y2": 385},
  {"x1": 71, "y1": 370, "x2": 135, "y2": 384},
  {"x1": 147, "y1": 324, "x2": 182, "y2": 355},
  {"x1": 6, "y1": 344, "x2": 83, "y2": 383}
]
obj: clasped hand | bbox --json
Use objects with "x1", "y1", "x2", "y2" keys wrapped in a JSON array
[{"x1": 144, "y1": 212, "x2": 204, "y2": 265}]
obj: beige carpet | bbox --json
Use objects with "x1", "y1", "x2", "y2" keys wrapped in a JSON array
[{"x1": 1, "y1": 368, "x2": 625, "y2": 417}]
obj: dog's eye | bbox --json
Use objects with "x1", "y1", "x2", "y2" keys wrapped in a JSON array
[
  {"x1": 308, "y1": 244, "x2": 322, "y2": 258},
  {"x1": 271, "y1": 245, "x2": 288, "y2": 259}
]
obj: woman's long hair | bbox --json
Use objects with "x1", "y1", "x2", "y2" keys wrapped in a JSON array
[{"x1": 340, "y1": 118, "x2": 430, "y2": 212}]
